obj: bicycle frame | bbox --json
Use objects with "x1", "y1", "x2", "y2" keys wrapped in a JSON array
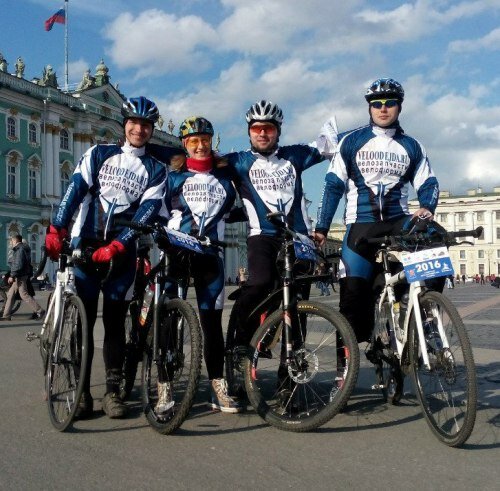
[{"x1": 378, "y1": 250, "x2": 450, "y2": 371}]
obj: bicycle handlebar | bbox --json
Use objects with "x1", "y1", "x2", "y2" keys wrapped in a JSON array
[
  {"x1": 356, "y1": 225, "x2": 483, "y2": 249},
  {"x1": 114, "y1": 217, "x2": 227, "y2": 249}
]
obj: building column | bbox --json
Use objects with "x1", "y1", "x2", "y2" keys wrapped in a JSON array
[
  {"x1": 52, "y1": 127, "x2": 60, "y2": 198},
  {"x1": 44, "y1": 124, "x2": 55, "y2": 196}
]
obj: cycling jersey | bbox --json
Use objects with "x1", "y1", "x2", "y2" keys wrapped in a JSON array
[
  {"x1": 164, "y1": 167, "x2": 236, "y2": 241},
  {"x1": 316, "y1": 124, "x2": 439, "y2": 232},
  {"x1": 226, "y1": 145, "x2": 325, "y2": 236},
  {"x1": 53, "y1": 142, "x2": 167, "y2": 246}
]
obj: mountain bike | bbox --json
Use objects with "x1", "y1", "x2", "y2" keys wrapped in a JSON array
[
  {"x1": 26, "y1": 244, "x2": 90, "y2": 431},
  {"x1": 227, "y1": 212, "x2": 359, "y2": 432},
  {"x1": 116, "y1": 220, "x2": 210, "y2": 435},
  {"x1": 363, "y1": 218, "x2": 481, "y2": 447}
]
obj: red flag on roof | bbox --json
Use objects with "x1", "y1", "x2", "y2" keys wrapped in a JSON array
[{"x1": 45, "y1": 8, "x2": 66, "y2": 31}]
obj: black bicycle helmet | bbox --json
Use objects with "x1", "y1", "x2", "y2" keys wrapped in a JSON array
[{"x1": 365, "y1": 78, "x2": 405, "y2": 102}]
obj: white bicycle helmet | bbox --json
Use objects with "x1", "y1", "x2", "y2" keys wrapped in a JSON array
[{"x1": 245, "y1": 100, "x2": 284, "y2": 126}]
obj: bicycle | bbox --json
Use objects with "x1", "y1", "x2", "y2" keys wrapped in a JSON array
[
  {"x1": 226, "y1": 212, "x2": 359, "y2": 432},
  {"x1": 26, "y1": 243, "x2": 90, "y2": 432},
  {"x1": 116, "y1": 220, "x2": 211, "y2": 435},
  {"x1": 363, "y1": 218, "x2": 481, "y2": 446}
]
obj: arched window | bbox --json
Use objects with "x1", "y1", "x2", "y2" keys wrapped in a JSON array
[
  {"x1": 7, "y1": 117, "x2": 17, "y2": 139},
  {"x1": 60, "y1": 129, "x2": 69, "y2": 150},
  {"x1": 29, "y1": 123, "x2": 37, "y2": 144},
  {"x1": 28, "y1": 156, "x2": 41, "y2": 200},
  {"x1": 60, "y1": 162, "x2": 73, "y2": 197},
  {"x1": 5, "y1": 151, "x2": 22, "y2": 196},
  {"x1": 30, "y1": 233, "x2": 38, "y2": 265}
]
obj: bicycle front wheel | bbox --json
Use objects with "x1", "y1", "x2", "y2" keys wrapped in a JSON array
[
  {"x1": 142, "y1": 297, "x2": 202, "y2": 434},
  {"x1": 245, "y1": 300, "x2": 359, "y2": 432},
  {"x1": 408, "y1": 290, "x2": 477, "y2": 447},
  {"x1": 46, "y1": 295, "x2": 88, "y2": 431}
]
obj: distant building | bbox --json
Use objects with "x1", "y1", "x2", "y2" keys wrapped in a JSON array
[
  {"x1": 410, "y1": 188, "x2": 500, "y2": 278},
  {"x1": 0, "y1": 57, "x2": 180, "y2": 272}
]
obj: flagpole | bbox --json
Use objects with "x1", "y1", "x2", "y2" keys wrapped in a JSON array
[{"x1": 64, "y1": 0, "x2": 69, "y2": 91}]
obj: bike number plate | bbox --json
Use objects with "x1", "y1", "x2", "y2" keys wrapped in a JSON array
[
  {"x1": 165, "y1": 229, "x2": 203, "y2": 253},
  {"x1": 293, "y1": 233, "x2": 317, "y2": 261},
  {"x1": 401, "y1": 246, "x2": 454, "y2": 283}
]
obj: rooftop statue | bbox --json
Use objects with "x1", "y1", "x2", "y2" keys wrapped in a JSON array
[
  {"x1": 0, "y1": 52, "x2": 7, "y2": 72},
  {"x1": 77, "y1": 68, "x2": 95, "y2": 90},
  {"x1": 15, "y1": 57, "x2": 25, "y2": 78},
  {"x1": 40, "y1": 64, "x2": 58, "y2": 88}
]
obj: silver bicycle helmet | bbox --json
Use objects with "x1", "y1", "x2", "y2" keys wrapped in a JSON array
[{"x1": 245, "y1": 100, "x2": 284, "y2": 126}]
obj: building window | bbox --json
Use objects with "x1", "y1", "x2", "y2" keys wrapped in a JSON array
[
  {"x1": 29, "y1": 169, "x2": 37, "y2": 198},
  {"x1": 460, "y1": 264, "x2": 466, "y2": 275},
  {"x1": 458, "y1": 212, "x2": 466, "y2": 223},
  {"x1": 437, "y1": 213, "x2": 448, "y2": 223},
  {"x1": 7, "y1": 165, "x2": 16, "y2": 195},
  {"x1": 479, "y1": 264, "x2": 484, "y2": 274},
  {"x1": 478, "y1": 250, "x2": 484, "y2": 259},
  {"x1": 459, "y1": 250, "x2": 466, "y2": 259},
  {"x1": 28, "y1": 123, "x2": 37, "y2": 144},
  {"x1": 496, "y1": 211, "x2": 500, "y2": 220},
  {"x1": 7, "y1": 116, "x2": 17, "y2": 139},
  {"x1": 60, "y1": 163, "x2": 72, "y2": 197},
  {"x1": 497, "y1": 249, "x2": 500, "y2": 259},
  {"x1": 476, "y1": 211, "x2": 484, "y2": 222},
  {"x1": 30, "y1": 233, "x2": 38, "y2": 265},
  {"x1": 60, "y1": 129, "x2": 69, "y2": 150},
  {"x1": 497, "y1": 228, "x2": 500, "y2": 240}
]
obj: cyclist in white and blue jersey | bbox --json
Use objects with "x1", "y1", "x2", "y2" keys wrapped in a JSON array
[
  {"x1": 314, "y1": 78, "x2": 440, "y2": 343},
  {"x1": 162, "y1": 116, "x2": 243, "y2": 413},
  {"x1": 45, "y1": 97, "x2": 174, "y2": 419},
  {"x1": 225, "y1": 100, "x2": 335, "y2": 350}
]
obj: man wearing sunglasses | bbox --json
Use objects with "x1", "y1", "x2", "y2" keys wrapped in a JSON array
[
  {"x1": 225, "y1": 100, "x2": 336, "y2": 356},
  {"x1": 314, "y1": 78, "x2": 439, "y2": 346}
]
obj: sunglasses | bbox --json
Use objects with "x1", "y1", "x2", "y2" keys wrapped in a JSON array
[
  {"x1": 369, "y1": 99, "x2": 399, "y2": 109},
  {"x1": 249, "y1": 124, "x2": 277, "y2": 134}
]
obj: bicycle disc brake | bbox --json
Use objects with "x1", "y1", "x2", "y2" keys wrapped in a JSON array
[{"x1": 288, "y1": 348, "x2": 318, "y2": 384}]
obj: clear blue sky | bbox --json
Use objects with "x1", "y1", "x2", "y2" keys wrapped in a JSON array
[{"x1": 2, "y1": 0, "x2": 500, "y2": 219}]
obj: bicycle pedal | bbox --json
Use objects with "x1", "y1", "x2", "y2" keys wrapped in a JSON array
[{"x1": 26, "y1": 331, "x2": 39, "y2": 342}]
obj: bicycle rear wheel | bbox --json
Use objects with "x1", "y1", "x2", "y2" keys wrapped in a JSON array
[
  {"x1": 142, "y1": 297, "x2": 202, "y2": 434},
  {"x1": 368, "y1": 301, "x2": 404, "y2": 404},
  {"x1": 46, "y1": 295, "x2": 88, "y2": 431},
  {"x1": 245, "y1": 300, "x2": 359, "y2": 432},
  {"x1": 408, "y1": 290, "x2": 477, "y2": 447}
]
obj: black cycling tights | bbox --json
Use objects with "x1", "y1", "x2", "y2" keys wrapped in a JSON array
[{"x1": 81, "y1": 299, "x2": 129, "y2": 394}]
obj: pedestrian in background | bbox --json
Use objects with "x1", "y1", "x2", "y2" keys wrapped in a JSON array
[{"x1": 1, "y1": 234, "x2": 44, "y2": 321}]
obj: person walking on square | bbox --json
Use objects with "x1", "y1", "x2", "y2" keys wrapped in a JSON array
[{"x1": 1, "y1": 234, "x2": 44, "y2": 321}]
